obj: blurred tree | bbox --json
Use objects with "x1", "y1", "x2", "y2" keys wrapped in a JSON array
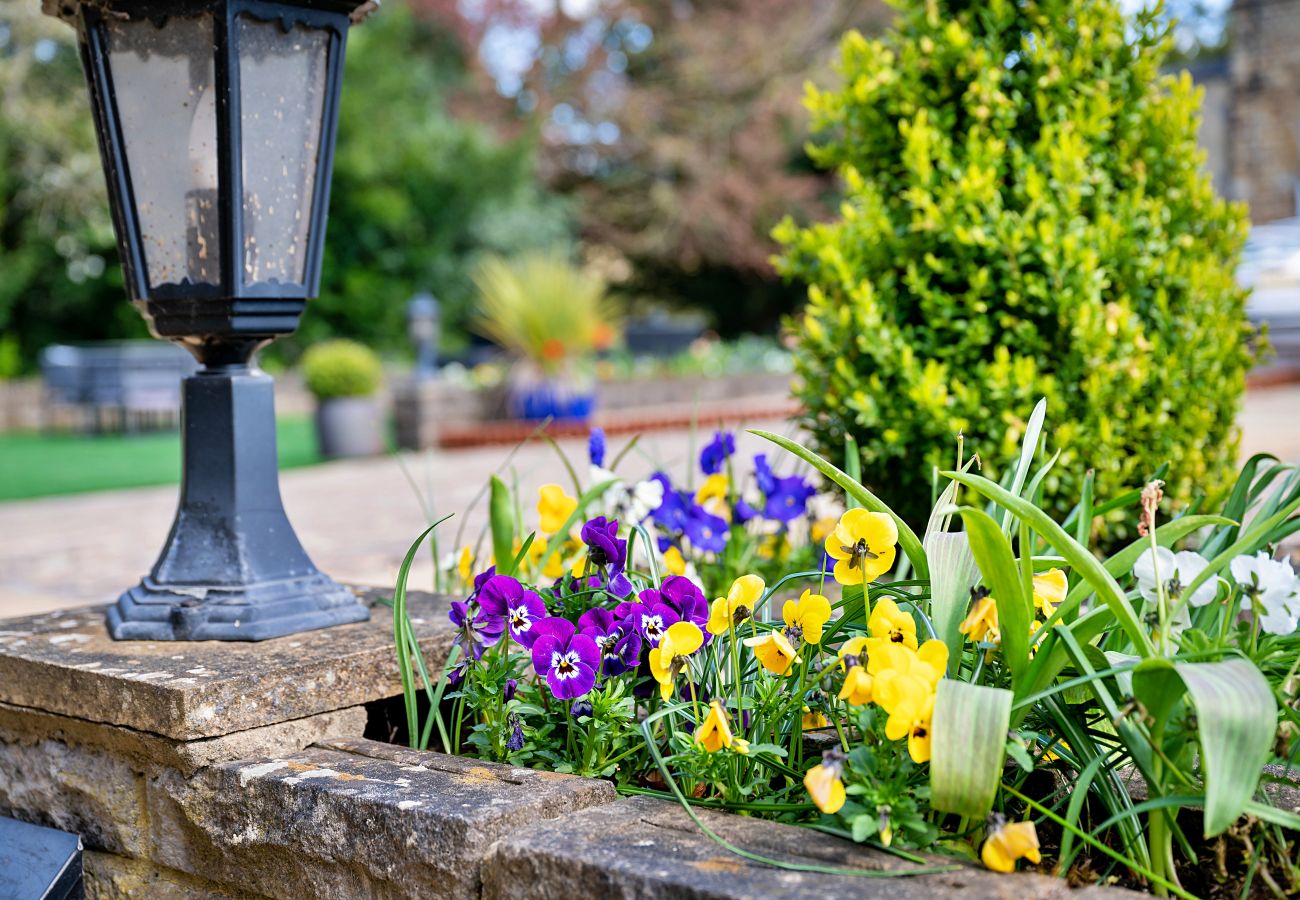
[
  {"x1": 414, "y1": 0, "x2": 891, "y2": 335},
  {"x1": 0, "y1": 6, "x2": 137, "y2": 375}
]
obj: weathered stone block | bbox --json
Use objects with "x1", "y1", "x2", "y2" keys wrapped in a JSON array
[
  {"x1": 145, "y1": 737, "x2": 617, "y2": 900},
  {"x1": 0, "y1": 737, "x2": 145, "y2": 857},
  {"x1": 0, "y1": 589, "x2": 452, "y2": 740},
  {"x1": 84, "y1": 850, "x2": 261, "y2": 900},
  {"x1": 482, "y1": 795, "x2": 1133, "y2": 900}
]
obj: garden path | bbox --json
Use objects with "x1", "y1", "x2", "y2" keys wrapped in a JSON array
[{"x1": 3, "y1": 381, "x2": 1299, "y2": 618}]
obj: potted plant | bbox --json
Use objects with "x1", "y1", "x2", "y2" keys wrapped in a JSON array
[
  {"x1": 300, "y1": 339, "x2": 385, "y2": 459},
  {"x1": 472, "y1": 251, "x2": 618, "y2": 422}
]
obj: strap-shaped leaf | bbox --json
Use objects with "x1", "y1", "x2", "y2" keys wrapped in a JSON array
[
  {"x1": 1132, "y1": 657, "x2": 1277, "y2": 837},
  {"x1": 924, "y1": 531, "x2": 979, "y2": 676},
  {"x1": 752, "y1": 429, "x2": 927, "y2": 579},
  {"x1": 931, "y1": 679, "x2": 1013, "y2": 818},
  {"x1": 489, "y1": 475, "x2": 515, "y2": 575},
  {"x1": 956, "y1": 507, "x2": 1031, "y2": 690}
]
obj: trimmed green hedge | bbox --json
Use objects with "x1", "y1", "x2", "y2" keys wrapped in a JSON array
[{"x1": 774, "y1": 0, "x2": 1254, "y2": 534}]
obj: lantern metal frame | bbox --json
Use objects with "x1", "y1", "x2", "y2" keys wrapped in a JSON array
[{"x1": 46, "y1": 0, "x2": 378, "y2": 641}]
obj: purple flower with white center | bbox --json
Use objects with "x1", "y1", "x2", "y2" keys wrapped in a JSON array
[
  {"x1": 764, "y1": 475, "x2": 816, "y2": 523},
  {"x1": 530, "y1": 617, "x2": 600, "y2": 700},
  {"x1": 684, "y1": 507, "x2": 728, "y2": 554},
  {"x1": 588, "y1": 427, "x2": 606, "y2": 467},
  {"x1": 615, "y1": 599, "x2": 680, "y2": 648},
  {"x1": 476, "y1": 575, "x2": 548, "y2": 647},
  {"x1": 700, "y1": 431, "x2": 735, "y2": 475},
  {"x1": 578, "y1": 607, "x2": 643, "y2": 676}
]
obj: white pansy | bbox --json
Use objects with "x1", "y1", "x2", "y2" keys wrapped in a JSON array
[
  {"x1": 588, "y1": 464, "x2": 663, "y2": 526},
  {"x1": 1132, "y1": 547, "x2": 1218, "y2": 608},
  {"x1": 1230, "y1": 551, "x2": 1300, "y2": 635}
]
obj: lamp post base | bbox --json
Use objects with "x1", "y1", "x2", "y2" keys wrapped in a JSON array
[
  {"x1": 107, "y1": 573, "x2": 369, "y2": 641},
  {"x1": 106, "y1": 365, "x2": 371, "y2": 642}
]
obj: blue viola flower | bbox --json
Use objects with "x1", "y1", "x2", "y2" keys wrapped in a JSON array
[
  {"x1": 650, "y1": 473, "x2": 690, "y2": 533},
  {"x1": 476, "y1": 575, "x2": 548, "y2": 648},
  {"x1": 505, "y1": 712, "x2": 525, "y2": 751},
  {"x1": 734, "y1": 497, "x2": 759, "y2": 524},
  {"x1": 684, "y1": 507, "x2": 728, "y2": 554},
  {"x1": 763, "y1": 475, "x2": 816, "y2": 523},
  {"x1": 569, "y1": 698, "x2": 594, "y2": 719},
  {"x1": 588, "y1": 427, "x2": 606, "y2": 468},
  {"x1": 699, "y1": 431, "x2": 736, "y2": 475},
  {"x1": 530, "y1": 617, "x2": 601, "y2": 700}
]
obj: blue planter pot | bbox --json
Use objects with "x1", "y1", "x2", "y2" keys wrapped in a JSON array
[{"x1": 510, "y1": 382, "x2": 596, "y2": 422}]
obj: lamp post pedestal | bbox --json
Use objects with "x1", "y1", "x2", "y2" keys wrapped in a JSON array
[{"x1": 106, "y1": 366, "x2": 368, "y2": 641}]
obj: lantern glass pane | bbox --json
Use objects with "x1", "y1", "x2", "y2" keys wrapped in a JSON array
[
  {"x1": 105, "y1": 15, "x2": 219, "y2": 289},
  {"x1": 237, "y1": 15, "x2": 329, "y2": 288}
]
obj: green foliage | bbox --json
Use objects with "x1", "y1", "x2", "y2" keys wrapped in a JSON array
[
  {"x1": 302, "y1": 2, "x2": 573, "y2": 360},
  {"x1": 774, "y1": 0, "x2": 1254, "y2": 535},
  {"x1": 300, "y1": 339, "x2": 383, "y2": 399}
]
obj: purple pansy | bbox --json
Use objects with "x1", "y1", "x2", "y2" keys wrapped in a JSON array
[
  {"x1": 651, "y1": 473, "x2": 691, "y2": 533},
  {"x1": 588, "y1": 427, "x2": 606, "y2": 467},
  {"x1": 684, "y1": 507, "x2": 728, "y2": 554},
  {"x1": 505, "y1": 713, "x2": 525, "y2": 751},
  {"x1": 657, "y1": 575, "x2": 711, "y2": 632},
  {"x1": 614, "y1": 598, "x2": 680, "y2": 647},
  {"x1": 700, "y1": 431, "x2": 736, "y2": 475},
  {"x1": 449, "y1": 598, "x2": 504, "y2": 656},
  {"x1": 764, "y1": 475, "x2": 816, "y2": 523},
  {"x1": 734, "y1": 497, "x2": 759, "y2": 524},
  {"x1": 530, "y1": 617, "x2": 601, "y2": 700},
  {"x1": 503, "y1": 678, "x2": 518, "y2": 702},
  {"x1": 578, "y1": 607, "x2": 643, "y2": 676},
  {"x1": 580, "y1": 516, "x2": 633, "y2": 598},
  {"x1": 570, "y1": 698, "x2": 594, "y2": 719},
  {"x1": 477, "y1": 575, "x2": 548, "y2": 647}
]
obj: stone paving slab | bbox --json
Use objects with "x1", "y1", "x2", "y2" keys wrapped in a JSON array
[
  {"x1": 0, "y1": 588, "x2": 451, "y2": 741},
  {"x1": 482, "y1": 795, "x2": 1133, "y2": 900},
  {"x1": 145, "y1": 738, "x2": 617, "y2": 900}
]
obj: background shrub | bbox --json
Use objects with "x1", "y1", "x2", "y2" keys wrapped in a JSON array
[
  {"x1": 301, "y1": 340, "x2": 384, "y2": 400},
  {"x1": 774, "y1": 0, "x2": 1254, "y2": 534}
]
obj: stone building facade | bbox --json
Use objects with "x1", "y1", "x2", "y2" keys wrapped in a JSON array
[{"x1": 1225, "y1": 0, "x2": 1300, "y2": 223}]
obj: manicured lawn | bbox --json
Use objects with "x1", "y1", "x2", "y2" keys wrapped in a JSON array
[{"x1": 0, "y1": 416, "x2": 321, "y2": 501}]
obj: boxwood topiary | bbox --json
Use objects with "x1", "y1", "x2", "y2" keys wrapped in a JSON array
[
  {"x1": 301, "y1": 339, "x2": 384, "y2": 400},
  {"x1": 773, "y1": 0, "x2": 1255, "y2": 535}
]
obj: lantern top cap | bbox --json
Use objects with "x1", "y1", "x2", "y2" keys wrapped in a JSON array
[{"x1": 41, "y1": 0, "x2": 379, "y2": 28}]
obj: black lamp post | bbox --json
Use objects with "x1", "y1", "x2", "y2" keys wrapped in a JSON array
[
  {"x1": 45, "y1": 0, "x2": 377, "y2": 641},
  {"x1": 406, "y1": 292, "x2": 439, "y2": 380}
]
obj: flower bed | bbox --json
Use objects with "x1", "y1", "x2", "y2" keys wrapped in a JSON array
[{"x1": 391, "y1": 403, "x2": 1300, "y2": 897}]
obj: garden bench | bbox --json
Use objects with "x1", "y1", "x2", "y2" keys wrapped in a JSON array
[{"x1": 39, "y1": 342, "x2": 196, "y2": 434}]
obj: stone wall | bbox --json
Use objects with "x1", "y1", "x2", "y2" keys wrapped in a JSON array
[
  {"x1": 1229, "y1": 0, "x2": 1300, "y2": 223},
  {"x1": 0, "y1": 592, "x2": 1138, "y2": 899}
]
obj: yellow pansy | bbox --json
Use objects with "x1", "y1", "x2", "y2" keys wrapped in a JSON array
[
  {"x1": 694, "y1": 473, "x2": 731, "y2": 520},
  {"x1": 838, "y1": 665, "x2": 874, "y2": 705},
  {"x1": 981, "y1": 818, "x2": 1041, "y2": 873},
  {"x1": 707, "y1": 574, "x2": 764, "y2": 635},
  {"x1": 663, "y1": 545, "x2": 687, "y2": 576},
  {"x1": 457, "y1": 545, "x2": 474, "y2": 584},
  {"x1": 537, "y1": 484, "x2": 578, "y2": 535},
  {"x1": 1032, "y1": 568, "x2": 1068, "y2": 618},
  {"x1": 569, "y1": 550, "x2": 588, "y2": 578},
  {"x1": 824, "y1": 508, "x2": 898, "y2": 585},
  {"x1": 837, "y1": 635, "x2": 871, "y2": 666},
  {"x1": 867, "y1": 639, "x2": 947, "y2": 688},
  {"x1": 802, "y1": 708, "x2": 830, "y2": 729},
  {"x1": 695, "y1": 700, "x2": 749, "y2": 754},
  {"x1": 811, "y1": 516, "x2": 837, "y2": 544},
  {"x1": 867, "y1": 597, "x2": 917, "y2": 650},
  {"x1": 744, "y1": 629, "x2": 800, "y2": 675},
  {"x1": 782, "y1": 589, "x2": 832, "y2": 645},
  {"x1": 648, "y1": 621, "x2": 704, "y2": 700},
  {"x1": 960, "y1": 593, "x2": 1000, "y2": 644},
  {"x1": 882, "y1": 692, "x2": 935, "y2": 764},
  {"x1": 803, "y1": 753, "x2": 847, "y2": 814}
]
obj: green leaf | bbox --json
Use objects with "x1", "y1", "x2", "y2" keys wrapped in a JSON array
[
  {"x1": 954, "y1": 507, "x2": 1031, "y2": 689},
  {"x1": 844, "y1": 433, "x2": 862, "y2": 510},
  {"x1": 1001, "y1": 397, "x2": 1046, "y2": 536},
  {"x1": 930, "y1": 679, "x2": 1012, "y2": 818},
  {"x1": 923, "y1": 531, "x2": 979, "y2": 676},
  {"x1": 489, "y1": 475, "x2": 515, "y2": 575},
  {"x1": 944, "y1": 471, "x2": 1154, "y2": 657},
  {"x1": 753, "y1": 429, "x2": 927, "y2": 579},
  {"x1": 1131, "y1": 656, "x2": 1277, "y2": 837}
]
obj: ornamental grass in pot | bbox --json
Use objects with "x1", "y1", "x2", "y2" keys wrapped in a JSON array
[
  {"x1": 471, "y1": 251, "x2": 618, "y2": 422},
  {"x1": 301, "y1": 339, "x2": 385, "y2": 459}
]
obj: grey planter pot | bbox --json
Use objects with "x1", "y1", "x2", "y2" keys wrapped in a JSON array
[{"x1": 314, "y1": 396, "x2": 382, "y2": 459}]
